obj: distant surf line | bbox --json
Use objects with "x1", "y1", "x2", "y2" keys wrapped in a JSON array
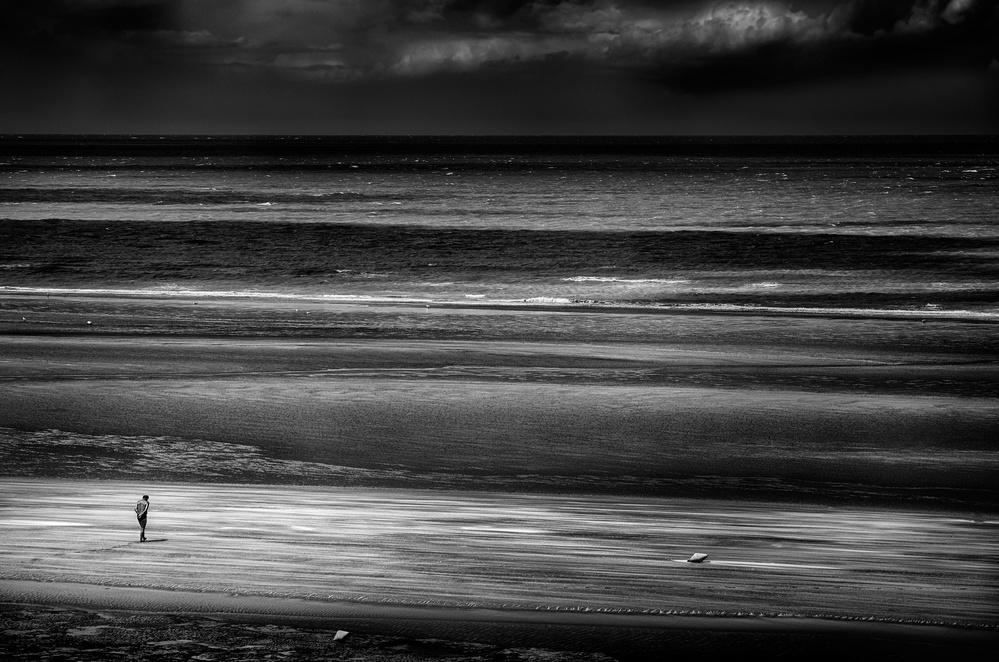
[{"x1": 3, "y1": 285, "x2": 997, "y2": 322}]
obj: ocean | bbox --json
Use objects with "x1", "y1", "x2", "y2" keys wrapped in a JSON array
[
  {"x1": 1, "y1": 136, "x2": 997, "y2": 508},
  {"x1": 2, "y1": 135, "x2": 998, "y2": 316}
]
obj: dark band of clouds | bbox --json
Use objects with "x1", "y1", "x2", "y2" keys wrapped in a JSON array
[{"x1": 1, "y1": 1, "x2": 996, "y2": 133}]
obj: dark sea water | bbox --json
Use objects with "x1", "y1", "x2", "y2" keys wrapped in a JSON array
[
  {"x1": 1, "y1": 136, "x2": 997, "y2": 509},
  {"x1": 2, "y1": 135, "x2": 998, "y2": 317}
]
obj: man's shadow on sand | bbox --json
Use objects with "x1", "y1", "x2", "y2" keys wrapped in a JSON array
[{"x1": 138, "y1": 539, "x2": 168, "y2": 543}]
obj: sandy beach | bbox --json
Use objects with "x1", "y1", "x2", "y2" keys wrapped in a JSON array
[
  {"x1": 2, "y1": 291, "x2": 998, "y2": 659},
  {"x1": 2, "y1": 479, "x2": 998, "y2": 660}
]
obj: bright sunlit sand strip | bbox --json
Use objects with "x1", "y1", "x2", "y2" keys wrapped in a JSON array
[
  {"x1": 2, "y1": 519, "x2": 89, "y2": 527},
  {"x1": 687, "y1": 561, "x2": 839, "y2": 570},
  {"x1": 1, "y1": 478, "x2": 997, "y2": 628}
]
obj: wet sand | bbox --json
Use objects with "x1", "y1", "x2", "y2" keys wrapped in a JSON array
[
  {"x1": 2, "y1": 292, "x2": 998, "y2": 658},
  {"x1": 5, "y1": 600, "x2": 995, "y2": 662},
  {"x1": 2, "y1": 479, "x2": 998, "y2": 660},
  {"x1": 3, "y1": 293, "x2": 998, "y2": 506}
]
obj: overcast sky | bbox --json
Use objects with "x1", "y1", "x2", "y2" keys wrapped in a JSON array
[{"x1": 2, "y1": 0, "x2": 996, "y2": 134}]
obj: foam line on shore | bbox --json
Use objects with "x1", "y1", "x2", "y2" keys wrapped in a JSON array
[{"x1": 3, "y1": 285, "x2": 997, "y2": 321}]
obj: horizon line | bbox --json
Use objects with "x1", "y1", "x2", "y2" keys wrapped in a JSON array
[{"x1": 2, "y1": 133, "x2": 998, "y2": 140}]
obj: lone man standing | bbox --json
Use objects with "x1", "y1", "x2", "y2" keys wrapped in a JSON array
[{"x1": 135, "y1": 495, "x2": 149, "y2": 542}]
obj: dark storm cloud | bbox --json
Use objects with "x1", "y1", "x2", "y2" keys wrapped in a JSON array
[
  {"x1": 631, "y1": 0, "x2": 998, "y2": 93},
  {"x1": 362, "y1": 1, "x2": 994, "y2": 79},
  {"x1": 3, "y1": 1, "x2": 993, "y2": 87},
  {"x1": 2, "y1": 1, "x2": 197, "y2": 80},
  {"x1": 847, "y1": 0, "x2": 922, "y2": 33},
  {"x1": 0, "y1": 0, "x2": 995, "y2": 133},
  {"x1": 4, "y1": 0, "x2": 176, "y2": 32},
  {"x1": 2, "y1": 0, "x2": 178, "y2": 54}
]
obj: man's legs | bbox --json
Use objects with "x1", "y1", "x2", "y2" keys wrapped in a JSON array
[{"x1": 138, "y1": 516, "x2": 147, "y2": 542}]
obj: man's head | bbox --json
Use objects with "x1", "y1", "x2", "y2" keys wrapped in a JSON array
[{"x1": 142, "y1": 495, "x2": 148, "y2": 500}]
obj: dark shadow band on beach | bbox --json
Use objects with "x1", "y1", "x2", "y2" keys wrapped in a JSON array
[
  {"x1": 2, "y1": 425, "x2": 997, "y2": 510},
  {"x1": 2, "y1": 582, "x2": 996, "y2": 662}
]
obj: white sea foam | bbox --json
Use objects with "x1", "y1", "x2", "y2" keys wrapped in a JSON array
[
  {"x1": 2, "y1": 286, "x2": 996, "y2": 321},
  {"x1": 657, "y1": 302, "x2": 999, "y2": 320},
  {"x1": 563, "y1": 276, "x2": 690, "y2": 284},
  {"x1": 0, "y1": 285, "x2": 428, "y2": 304},
  {"x1": 523, "y1": 296, "x2": 573, "y2": 303}
]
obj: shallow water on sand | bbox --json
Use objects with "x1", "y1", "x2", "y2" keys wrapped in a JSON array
[{"x1": 1, "y1": 310, "x2": 997, "y2": 509}]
